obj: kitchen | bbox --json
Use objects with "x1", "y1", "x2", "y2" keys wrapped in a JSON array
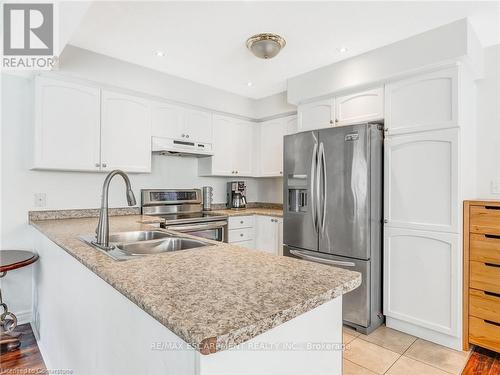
[{"x1": 1, "y1": 1, "x2": 500, "y2": 374}]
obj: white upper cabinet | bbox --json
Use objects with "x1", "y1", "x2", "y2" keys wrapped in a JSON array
[
  {"x1": 284, "y1": 115, "x2": 298, "y2": 135},
  {"x1": 151, "y1": 104, "x2": 213, "y2": 143},
  {"x1": 34, "y1": 77, "x2": 101, "y2": 171},
  {"x1": 184, "y1": 109, "x2": 212, "y2": 143},
  {"x1": 297, "y1": 98, "x2": 335, "y2": 131},
  {"x1": 384, "y1": 128, "x2": 458, "y2": 233},
  {"x1": 385, "y1": 67, "x2": 458, "y2": 134},
  {"x1": 100, "y1": 90, "x2": 151, "y2": 173},
  {"x1": 335, "y1": 87, "x2": 384, "y2": 126},
  {"x1": 198, "y1": 115, "x2": 254, "y2": 176},
  {"x1": 151, "y1": 103, "x2": 184, "y2": 139},
  {"x1": 259, "y1": 119, "x2": 285, "y2": 177}
]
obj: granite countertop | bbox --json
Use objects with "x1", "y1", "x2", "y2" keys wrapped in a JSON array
[
  {"x1": 208, "y1": 207, "x2": 283, "y2": 218},
  {"x1": 30, "y1": 215, "x2": 360, "y2": 355}
]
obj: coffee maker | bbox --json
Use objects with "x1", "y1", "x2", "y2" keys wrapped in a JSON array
[{"x1": 227, "y1": 181, "x2": 247, "y2": 209}]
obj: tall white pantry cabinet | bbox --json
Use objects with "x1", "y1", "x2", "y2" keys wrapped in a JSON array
[{"x1": 383, "y1": 64, "x2": 476, "y2": 350}]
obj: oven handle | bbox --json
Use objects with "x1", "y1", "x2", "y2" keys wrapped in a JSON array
[{"x1": 164, "y1": 221, "x2": 228, "y2": 232}]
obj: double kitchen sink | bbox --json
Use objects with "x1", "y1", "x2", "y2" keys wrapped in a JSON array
[{"x1": 79, "y1": 230, "x2": 211, "y2": 261}]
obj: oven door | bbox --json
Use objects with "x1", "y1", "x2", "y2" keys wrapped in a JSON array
[{"x1": 163, "y1": 220, "x2": 228, "y2": 242}]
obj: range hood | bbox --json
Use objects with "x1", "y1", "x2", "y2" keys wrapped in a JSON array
[{"x1": 152, "y1": 136, "x2": 213, "y2": 158}]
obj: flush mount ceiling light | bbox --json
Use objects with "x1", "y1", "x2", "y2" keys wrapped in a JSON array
[{"x1": 246, "y1": 33, "x2": 286, "y2": 59}]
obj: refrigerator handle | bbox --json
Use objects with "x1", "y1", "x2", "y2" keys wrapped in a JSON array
[
  {"x1": 289, "y1": 249, "x2": 356, "y2": 267},
  {"x1": 310, "y1": 142, "x2": 318, "y2": 232},
  {"x1": 319, "y1": 142, "x2": 327, "y2": 233}
]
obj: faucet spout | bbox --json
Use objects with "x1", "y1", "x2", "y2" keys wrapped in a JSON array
[{"x1": 93, "y1": 170, "x2": 136, "y2": 250}]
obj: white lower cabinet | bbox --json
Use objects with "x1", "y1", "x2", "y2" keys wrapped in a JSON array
[
  {"x1": 228, "y1": 215, "x2": 283, "y2": 255},
  {"x1": 254, "y1": 216, "x2": 283, "y2": 255},
  {"x1": 384, "y1": 227, "x2": 460, "y2": 339}
]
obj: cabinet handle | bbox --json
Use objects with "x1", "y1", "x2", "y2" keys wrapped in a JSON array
[
  {"x1": 485, "y1": 262, "x2": 500, "y2": 268},
  {"x1": 186, "y1": 134, "x2": 189, "y2": 138},
  {"x1": 484, "y1": 319, "x2": 500, "y2": 327},
  {"x1": 102, "y1": 163, "x2": 107, "y2": 168},
  {"x1": 383, "y1": 219, "x2": 388, "y2": 223},
  {"x1": 329, "y1": 120, "x2": 334, "y2": 124},
  {"x1": 240, "y1": 221, "x2": 244, "y2": 224},
  {"x1": 485, "y1": 234, "x2": 500, "y2": 240},
  {"x1": 95, "y1": 163, "x2": 100, "y2": 167},
  {"x1": 280, "y1": 171, "x2": 283, "y2": 174},
  {"x1": 240, "y1": 233, "x2": 244, "y2": 237},
  {"x1": 485, "y1": 206, "x2": 500, "y2": 210},
  {"x1": 485, "y1": 291, "x2": 500, "y2": 298},
  {"x1": 181, "y1": 133, "x2": 185, "y2": 138}
]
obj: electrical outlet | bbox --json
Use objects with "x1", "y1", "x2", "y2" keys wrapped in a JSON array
[
  {"x1": 34, "y1": 193, "x2": 46, "y2": 207},
  {"x1": 490, "y1": 180, "x2": 500, "y2": 195}
]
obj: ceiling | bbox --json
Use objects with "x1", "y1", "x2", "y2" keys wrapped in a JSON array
[{"x1": 70, "y1": 1, "x2": 500, "y2": 99}]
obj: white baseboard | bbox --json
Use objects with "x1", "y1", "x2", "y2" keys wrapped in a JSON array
[
  {"x1": 14, "y1": 309, "x2": 32, "y2": 325},
  {"x1": 386, "y1": 317, "x2": 463, "y2": 351}
]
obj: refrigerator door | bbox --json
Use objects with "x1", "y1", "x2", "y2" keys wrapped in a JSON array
[
  {"x1": 318, "y1": 124, "x2": 381, "y2": 260},
  {"x1": 285, "y1": 247, "x2": 371, "y2": 328},
  {"x1": 283, "y1": 131, "x2": 319, "y2": 252}
]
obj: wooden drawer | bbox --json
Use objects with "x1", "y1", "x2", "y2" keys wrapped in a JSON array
[
  {"x1": 469, "y1": 289, "x2": 500, "y2": 324},
  {"x1": 228, "y1": 227, "x2": 254, "y2": 243},
  {"x1": 469, "y1": 316, "x2": 500, "y2": 352},
  {"x1": 228, "y1": 216, "x2": 254, "y2": 230},
  {"x1": 470, "y1": 233, "x2": 500, "y2": 264},
  {"x1": 470, "y1": 261, "x2": 500, "y2": 294},
  {"x1": 470, "y1": 205, "x2": 500, "y2": 235}
]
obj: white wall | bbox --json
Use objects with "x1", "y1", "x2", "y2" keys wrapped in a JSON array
[
  {"x1": 476, "y1": 44, "x2": 500, "y2": 198},
  {"x1": 0, "y1": 74, "x2": 283, "y2": 320}
]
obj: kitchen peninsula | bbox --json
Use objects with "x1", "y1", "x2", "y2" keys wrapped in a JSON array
[{"x1": 30, "y1": 214, "x2": 360, "y2": 375}]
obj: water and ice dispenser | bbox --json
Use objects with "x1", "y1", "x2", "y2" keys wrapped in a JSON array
[{"x1": 287, "y1": 174, "x2": 308, "y2": 213}]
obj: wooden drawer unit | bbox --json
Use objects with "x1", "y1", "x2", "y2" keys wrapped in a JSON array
[
  {"x1": 469, "y1": 289, "x2": 500, "y2": 324},
  {"x1": 470, "y1": 205, "x2": 500, "y2": 235},
  {"x1": 464, "y1": 200, "x2": 500, "y2": 352},
  {"x1": 228, "y1": 215, "x2": 254, "y2": 229},
  {"x1": 470, "y1": 261, "x2": 500, "y2": 294},
  {"x1": 469, "y1": 316, "x2": 500, "y2": 353}
]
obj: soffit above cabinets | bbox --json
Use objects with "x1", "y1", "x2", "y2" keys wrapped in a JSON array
[{"x1": 69, "y1": 2, "x2": 499, "y2": 99}]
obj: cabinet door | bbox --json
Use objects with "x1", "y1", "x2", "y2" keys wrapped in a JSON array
[
  {"x1": 232, "y1": 120, "x2": 254, "y2": 176},
  {"x1": 384, "y1": 128, "x2": 458, "y2": 233},
  {"x1": 100, "y1": 90, "x2": 151, "y2": 173},
  {"x1": 210, "y1": 115, "x2": 235, "y2": 175},
  {"x1": 277, "y1": 218, "x2": 283, "y2": 256},
  {"x1": 255, "y1": 216, "x2": 279, "y2": 255},
  {"x1": 335, "y1": 87, "x2": 384, "y2": 126},
  {"x1": 34, "y1": 77, "x2": 100, "y2": 171},
  {"x1": 151, "y1": 102, "x2": 184, "y2": 139},
  {"x1": 297, "y1": 98, "x2": 334, "y2": 131},
  {"x1": 384, "y1": 227, "x2": 460, "y2": 336},
  {"x1": 260, "y1": 119, "x2": 285, "y2": 176},
  {"x1": 184, "y1": 109, "x2": 212, "y2": 143},
  {"x1": 385, "y1": 67, "x2": 458, "y2": 134}
]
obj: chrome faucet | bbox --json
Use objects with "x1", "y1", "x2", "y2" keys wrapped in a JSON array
[{"x1": 93, "y1": 170, "x2": 136, "y2": 250}]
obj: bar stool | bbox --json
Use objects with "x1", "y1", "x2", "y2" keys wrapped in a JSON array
[{"x1": 0, "y1": 250, "x2": 39, "y2": 352}]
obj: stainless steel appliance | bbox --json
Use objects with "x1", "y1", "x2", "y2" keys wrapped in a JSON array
[
  {"x1": 283, "y1": 123, "x2": 384, "y2": 334},
  {"x1": 202, "y1": 186, "x2": 213, "y2": 211},
  {"x1": 141, "y1": 189, "x2": 228, "y2": 242},
  {"x1": 226, "y1": 181, "x2": 247, "y2": 209}
]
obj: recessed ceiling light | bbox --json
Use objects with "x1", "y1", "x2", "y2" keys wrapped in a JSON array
[
  {"x1": 154, "y1": 50, "x2": 166, "y2": 57},
  {"x1": 338, "y1": 47, "x2": 348, "y2": 53},
  {"x1": 247, "y1": 81, "x2": 253, "y2": 87}
]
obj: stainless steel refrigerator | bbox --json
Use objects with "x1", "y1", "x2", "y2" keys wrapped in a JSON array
[{"x1": 283, "y1": 122, "x2": 384, "y2": 334}]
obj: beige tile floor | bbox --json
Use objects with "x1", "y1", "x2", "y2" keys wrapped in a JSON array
[{"x1": 342, "y1": 325, "x2": 471, "y2": 375}]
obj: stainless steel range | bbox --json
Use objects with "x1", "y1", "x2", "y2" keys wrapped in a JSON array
[{"x1": 141, "y1": 189, "x2": 228, "y2": 242}]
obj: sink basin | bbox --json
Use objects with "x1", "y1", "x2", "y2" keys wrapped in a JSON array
[
  {"x1": 108, "y1": 230, "x2": 172, "y2": 243},
  {"x1": 79, "y1": 230, "x2": 211, "y2": 261},
  {"x1": 116, "y1": 237, "x2": 208, "y2": 255}
]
